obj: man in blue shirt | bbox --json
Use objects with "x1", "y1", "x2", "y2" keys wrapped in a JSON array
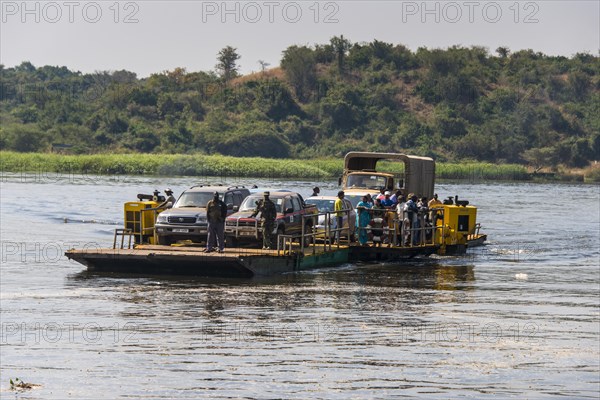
[{"x1": 381, "y1": 191, "x2": 394, "y2": 208}]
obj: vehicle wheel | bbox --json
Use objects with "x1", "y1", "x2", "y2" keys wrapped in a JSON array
[{"x1": 157, "y1": 236, "x2": 172, "y2": 246}]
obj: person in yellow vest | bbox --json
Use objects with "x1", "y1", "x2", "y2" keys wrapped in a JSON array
[
  {"x1": 428, "y1": 193, "x2": 443, "y2": 226},
  {"x1": 428, "y1": 193, "x2": 442, "y2": 208}
]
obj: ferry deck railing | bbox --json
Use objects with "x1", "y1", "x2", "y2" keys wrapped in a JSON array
[
  {"x1": 276, "y1": 208, "x2": 445, "y2": 256},
  {"x1": 277, "y1": 208, "x2": 353, "y2": 256},
  {"x1": 467, "y1": 223, "x2": 482, "y2": 240},
  {"x1": 353, "y1": 211, "x2": 444, "y2": 248},
  {"x1": 113, "y1": 228, "x2": 134, "y2": 249},
  {"x1": 141, "y1": 207, "x2": 165, "y2": 245},
  {"x1": 117, "y1": 205, "x2": 444, "y2": 252}
]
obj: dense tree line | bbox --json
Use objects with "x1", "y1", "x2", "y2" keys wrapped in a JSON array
[{"x1": 1, "y1": 38, "x2": 598, "y2": 168}]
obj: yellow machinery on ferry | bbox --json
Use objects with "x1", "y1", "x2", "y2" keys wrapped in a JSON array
[
  {"x1": 434, "y1": 198, "x2": 480, "y2": 254},
  {"x1": 122, "y1": 191, "x2": 166, "y2": 245}
]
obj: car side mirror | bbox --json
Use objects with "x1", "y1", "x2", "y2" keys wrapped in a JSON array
[
  {"x1": 285, "y1": 207, "x2": 293, "y2": 214},
  {"x1": 227, "y1": 203, "x2": 233, "y2": 210},
  {"x1": 232, "y1": 205, "x2": 239, "y2": 212}
]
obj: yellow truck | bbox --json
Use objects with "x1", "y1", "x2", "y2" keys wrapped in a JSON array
[
  {"x1": 340, "y1": 152, "x2": 485, "y2": 254},
  {"x1": 340, "y1": 151, "x2": 435, "y2": 203}
]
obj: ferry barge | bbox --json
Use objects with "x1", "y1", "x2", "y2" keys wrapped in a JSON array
[{"x1": 66, "y1": 152, "x2": 486, "y2": 277}]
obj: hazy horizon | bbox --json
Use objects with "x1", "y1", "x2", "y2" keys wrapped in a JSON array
[{"x1": 2, "y1": 1, "x2": 598, "y2": 78}]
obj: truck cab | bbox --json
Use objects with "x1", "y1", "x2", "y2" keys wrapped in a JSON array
[
  {"x1": 341, "y1": 152, "x2": 435, "y2": 199},
  {"x1": 344, "y1": 172, "x2": 396, "y2": 191}
]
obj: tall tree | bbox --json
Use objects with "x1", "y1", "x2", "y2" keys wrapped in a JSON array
[
  {"x1": 330, "y1": 35, "x2": 352, "y2": 74},
  {"x1": 258, "y1": 60, "x2": 270, "y2": 73},
  {"x1": 496, "y1": 46, "x2": 510, "y2": 58},
  {"x1": 215, "y1": 46, "x2": 240, "y2": 82},
  {"x1": 281, "y1": 45, "x2": 317, "y2": 102}
]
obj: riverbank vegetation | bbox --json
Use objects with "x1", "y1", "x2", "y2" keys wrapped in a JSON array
[
  {"x1": 3, "y1": 151, "x2": 578, "y2": 181},
  {"x1": 1, "y1": 38, "x2": 598, "y2": 175}
]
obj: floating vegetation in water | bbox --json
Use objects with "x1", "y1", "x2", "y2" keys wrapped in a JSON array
[{"x1": 9, "y1": 377, "x2": 41, "y2": 391}]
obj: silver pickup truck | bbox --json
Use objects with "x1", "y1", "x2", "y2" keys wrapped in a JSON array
[{"x1": 155, "y1": 185, "x2": 250, "y2": 245}]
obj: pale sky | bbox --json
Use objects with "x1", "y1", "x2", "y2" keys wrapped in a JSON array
[{"x1": 1, "y1": 1, "x2": 599, "y2": 77}]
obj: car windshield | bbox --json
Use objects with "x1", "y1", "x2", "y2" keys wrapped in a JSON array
[
  {"x1": 239, "y1": 195, "x2": 283, "y2": 213},
  {"x1": 174, "y1": 192, "x2": 222, "y2": 208},
  {"x1": 306, "y1": 199, "x2": 335, "y2": 212},
  {"x1": 347, "y1": 174, "x2": 388, "y2": 190}
]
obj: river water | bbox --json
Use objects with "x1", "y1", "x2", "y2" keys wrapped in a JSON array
[{"x1": 1, "y1": 173, "x2": 598, "y2": 399}]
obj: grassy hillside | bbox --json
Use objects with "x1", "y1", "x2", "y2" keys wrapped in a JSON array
[{"x1": 1, "y1": 38, "x2": 598, "y2": 170}]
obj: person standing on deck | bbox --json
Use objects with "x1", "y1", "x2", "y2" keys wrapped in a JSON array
[
  {"x1": 380, "y1": 191, "x2": 395, "y2": 237},
  {"x1": 252, "y1": 192, "x2": 277, "y2": 250},
  {"x1": 311, "y1": 187, "x2": 320, "y2": 197},
  {"x1": 395, "y1": 195, "x2": 407, "y2": 246},
  {"x1": 418, "y1": 197, "x2": 429, "y2": 243},
  {"x1": 427, "y1": 193, "x2": 443, "y2": 228},
  {"x1": 205, "y1": 192, "x2": 227, "y2": 253},
  {"x1": 356, "y1": 195, "x2": 372, "y2": 246},
  {"x1": 381, "y1": 191, "x2": 394, "y2": 208},
  {"x1": 428, "y1": 193, "x2": 442, "y2": 208},
  {"x1": 376, "y1": 187, "x2": 386, "y2": 201},
  {"x1": 390, "y1": 190, "x2": 402, "y2": 206},
  {"x1": 371, "y1": 198, "x2": 387, "y2": 246},
  {"x1": 334, "y1": 191, "x2": 345, "y2": 243},
  {"x1": 405, "y1": 194, "x2": 419, "y2": 245}
]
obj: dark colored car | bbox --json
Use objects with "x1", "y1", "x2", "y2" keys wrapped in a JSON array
[{"x1": 225, "y1": 191, "x2": 317, "y2": 247}]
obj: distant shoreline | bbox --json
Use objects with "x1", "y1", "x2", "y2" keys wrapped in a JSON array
[{"x1": 1, "y1": 151, "x2": 597, "y2": 182}]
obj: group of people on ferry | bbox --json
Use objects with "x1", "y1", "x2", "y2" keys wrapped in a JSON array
[{"x1": 355, "y1": 189, "x2": 443, "y2": 247}]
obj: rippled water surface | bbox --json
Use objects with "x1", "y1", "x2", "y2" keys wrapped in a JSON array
[{"x1": 1, "y1": 175, "x2": 599, "y2": 399}]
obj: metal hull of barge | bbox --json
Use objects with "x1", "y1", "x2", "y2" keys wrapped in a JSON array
[{"x1": 66, "y1": 243, "x2": 440, "y2": 277}]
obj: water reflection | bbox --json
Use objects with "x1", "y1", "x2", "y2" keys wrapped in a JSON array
[
  {"x1": 68, "y1": 262, "x2": 475, "y2": 291},
  {"x1": 67, "y1": 263, "x2": 476, "y2": 322}
]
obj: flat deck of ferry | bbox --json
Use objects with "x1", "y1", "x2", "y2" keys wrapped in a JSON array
[{"x1": 66, "y1": 241, "x2": 439, "y2": 277}]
